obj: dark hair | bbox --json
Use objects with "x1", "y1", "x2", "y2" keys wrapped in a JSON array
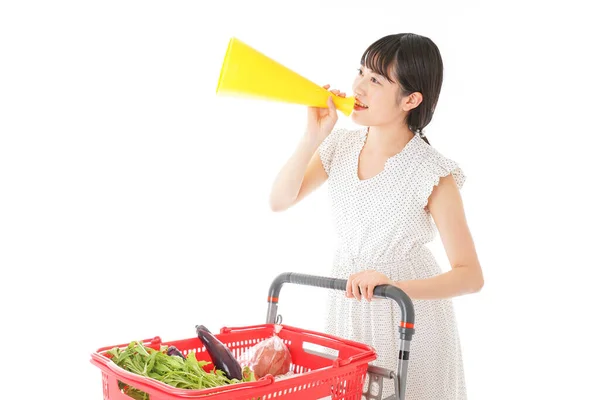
[{"x1": 360, "y1": 33, "x2": 444, "y2": 145}]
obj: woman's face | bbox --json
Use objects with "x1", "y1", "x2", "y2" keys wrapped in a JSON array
[{"x1": 351, "y1": 65, "x2": 406, "y2": 127}]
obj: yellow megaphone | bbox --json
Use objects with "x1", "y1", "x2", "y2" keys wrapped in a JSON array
[{"x1": 216, "y1": 37, "x2": 355, "y2": 116}]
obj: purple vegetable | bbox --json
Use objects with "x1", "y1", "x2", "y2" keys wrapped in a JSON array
[
  {"x1": 195, "y1": 324, "x2": 242, "y2": 380},
  {"x1": 166, "y1": 345, "x2": 186, "y2": 360}
]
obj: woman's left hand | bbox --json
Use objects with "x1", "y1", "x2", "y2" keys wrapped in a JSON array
[{"x1": 346, "y1": 270, "x2": 394, "y2": 302}]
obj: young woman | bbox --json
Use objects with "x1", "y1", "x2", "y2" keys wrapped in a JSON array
[{"x1": 269, "y1": 33, "x2": 483, "y2": 399}]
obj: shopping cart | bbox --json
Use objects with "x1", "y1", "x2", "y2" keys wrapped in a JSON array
[{"x1": 90, "y1": 273, "x2": 415, "y2": 400}]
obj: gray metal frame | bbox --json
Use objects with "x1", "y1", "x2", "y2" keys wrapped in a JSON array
[{"x1": 266, "y1": 273, "x2": 415, "y2": 400}]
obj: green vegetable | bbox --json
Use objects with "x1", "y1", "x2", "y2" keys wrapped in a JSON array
[{"x1": 106, "y1": 341, "x2": 256, "y2": 400}]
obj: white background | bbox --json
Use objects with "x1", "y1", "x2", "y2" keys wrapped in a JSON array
[{"x1": 1, "y1": 1, "x2": 598, "y2": 399}]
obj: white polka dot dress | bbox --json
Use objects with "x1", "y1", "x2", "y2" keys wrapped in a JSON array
[{"x1": 319, "y1": 126, "x2": 468, "y2": 399}]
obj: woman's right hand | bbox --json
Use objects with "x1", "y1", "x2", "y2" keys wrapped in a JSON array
[{"x1": 305, "y1": 84, "x2": 346, "y2": 144}]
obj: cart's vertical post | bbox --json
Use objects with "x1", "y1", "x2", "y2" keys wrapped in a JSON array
[
  {"x1": 398, "y1": 322, "x2": 415, "y2": 400},
  {"x1": 266, "y1": 273, "x2": 290, "y2": 323},
  {"x1": 266, "y1": 297, "x2": 278, "y2": 324}
]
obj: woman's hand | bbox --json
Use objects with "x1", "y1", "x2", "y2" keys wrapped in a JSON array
[
  {"x1": 305, "y1": 84, "x2": 346, "y2": 144},
  {"x1": 346, "y1": 270, "x2": 394, "y2": 302}
]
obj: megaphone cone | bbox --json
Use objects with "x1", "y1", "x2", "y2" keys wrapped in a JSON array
[{"x1": 216, "y1": 37, "x2": 355, "y2": 116}]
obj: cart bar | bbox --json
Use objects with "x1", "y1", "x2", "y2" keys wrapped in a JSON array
[
  {"x1": 266, "y1": 272, "x2": 415, "y2": 331},
  {"x1": 266, "y1": 272, "x2": 415, "y2": 399}
]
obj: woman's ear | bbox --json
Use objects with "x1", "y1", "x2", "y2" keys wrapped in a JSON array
[{"x1": 401, "y1": 91, "x2": 423, "y2": 112}]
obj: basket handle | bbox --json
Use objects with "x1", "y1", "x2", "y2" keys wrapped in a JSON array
[
  {"x1": 266, "y1": 272, "x2": 414, "y2": 399},
  {"x1": 94, "y1": 336, "x2": 163, "y2": 353},
  {"x1": 266, "y1": 272, "x2": 415, "y2": 334}
]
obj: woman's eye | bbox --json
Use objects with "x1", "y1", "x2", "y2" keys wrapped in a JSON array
[
  {"x1": 371, "y1": 77, "x2": 379, "y2": 84},
  {"x1": 357, "y1": 68, "x2": 363, "y2": 76}
]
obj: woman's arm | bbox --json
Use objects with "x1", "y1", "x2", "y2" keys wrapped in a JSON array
[
  {"x1": 398, "y1": 174, "x2": 484, "y2": 299},
  {"x1": 269, "y1": 89, "x2": 342, "y2": 212},
  {"x1": 269, "y1": 134, "x2": 328, "y2": 212},
  {"x1": 346, "y1": 174, "x2": 484, "y2": 301}
]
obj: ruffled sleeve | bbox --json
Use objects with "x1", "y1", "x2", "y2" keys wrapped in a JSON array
[
  {"x1": 318, "y1": 128, "x2": 346, "y2": 175},
  {"x1": 419, "y1": 150, "x2": 467, "y2": 210}
]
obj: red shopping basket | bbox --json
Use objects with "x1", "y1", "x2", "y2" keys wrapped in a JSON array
[
  {"x1": 91, "y1": 323, "x2": 377, "y2": 400},
  {"x1": 91, "y1": 272, "x2": 415, "y2": 399}
]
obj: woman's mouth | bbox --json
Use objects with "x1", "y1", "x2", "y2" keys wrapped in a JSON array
[{"x1": 354, "y1": 99, "x2": 369, "y2": 111}]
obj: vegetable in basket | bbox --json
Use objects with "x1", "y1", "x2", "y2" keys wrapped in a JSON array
[
  {"x1": 238, "y1": 331, "x2": 292, "y2": 379},
  {"x1": 166, "y1": 345, "x2": 186, "y2": 360},
  {"x1": 195, "y1": 324, "x2": 243, "y2": 380},
  {"x1": 106, "y1": 340, "x2": 255, "y2": 400}
]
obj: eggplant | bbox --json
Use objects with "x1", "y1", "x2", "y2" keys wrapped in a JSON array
[
  {"x1": 195, "y1": 324, "x2": 242, "y2": 380},
  {"x1": 166, "y1": 345, "x2": 186, "y2": 360}
]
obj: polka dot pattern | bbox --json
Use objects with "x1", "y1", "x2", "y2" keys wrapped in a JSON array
[{"x1": 318, "y1": 126, "x2": 468, "y2": 399}]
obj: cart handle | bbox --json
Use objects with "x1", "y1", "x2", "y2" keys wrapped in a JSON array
[{"x1": 267, "y1": 272, "x2": 415, "y2": 330}]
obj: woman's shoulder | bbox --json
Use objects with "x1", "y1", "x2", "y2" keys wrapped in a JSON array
[
  {"x1": 418, "y1": 140, "x2": 466, "y2": 189},
  {"x1": 320, "y1": 126, "x2": 363, "y2": 152},
  {"x1": 418, "y1": 138, "x2": 460, "y2": 166},
  {"x1": 319, "y1": 127, "x2": 361, "y2": 174},
  {"x1": 332, "y1": 126, "x2": 364, "y2": 140}
]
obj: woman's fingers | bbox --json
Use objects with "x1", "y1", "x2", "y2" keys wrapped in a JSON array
[
  {"x1": 366, "y1": 284, "x2": 374, "y2": 302},
  {"x1": 346, "y1": 274, "x2": 372, "y2": 301},
  {"x1": 325, "y1": 85, "x2": 346, "y2": 98},
  {"x1": 352, "y1": 279, "x2": 362, "y2": 301},
  {"x1": 346, "y1": 276, "x2": 353, "y2": 298},
  {"x1": 329, "y1": 89, "x2": 346, "y2": 98}
]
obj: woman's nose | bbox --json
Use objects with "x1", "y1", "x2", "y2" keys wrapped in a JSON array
[{"x1": 353, "y1": 78, "x2": 367, "y2": 97}]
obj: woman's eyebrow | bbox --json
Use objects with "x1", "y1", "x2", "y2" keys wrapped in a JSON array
[
  {"x1": 363, "y1": 66, "x2": 384, "y2": 78},
  {"x1": 370, "y1": 71, "x2": 386, "y2": 80}
]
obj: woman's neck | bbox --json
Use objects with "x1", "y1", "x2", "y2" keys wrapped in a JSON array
[{"x1": 365, "y1": 124, "x2": 415, "y2": 156}]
